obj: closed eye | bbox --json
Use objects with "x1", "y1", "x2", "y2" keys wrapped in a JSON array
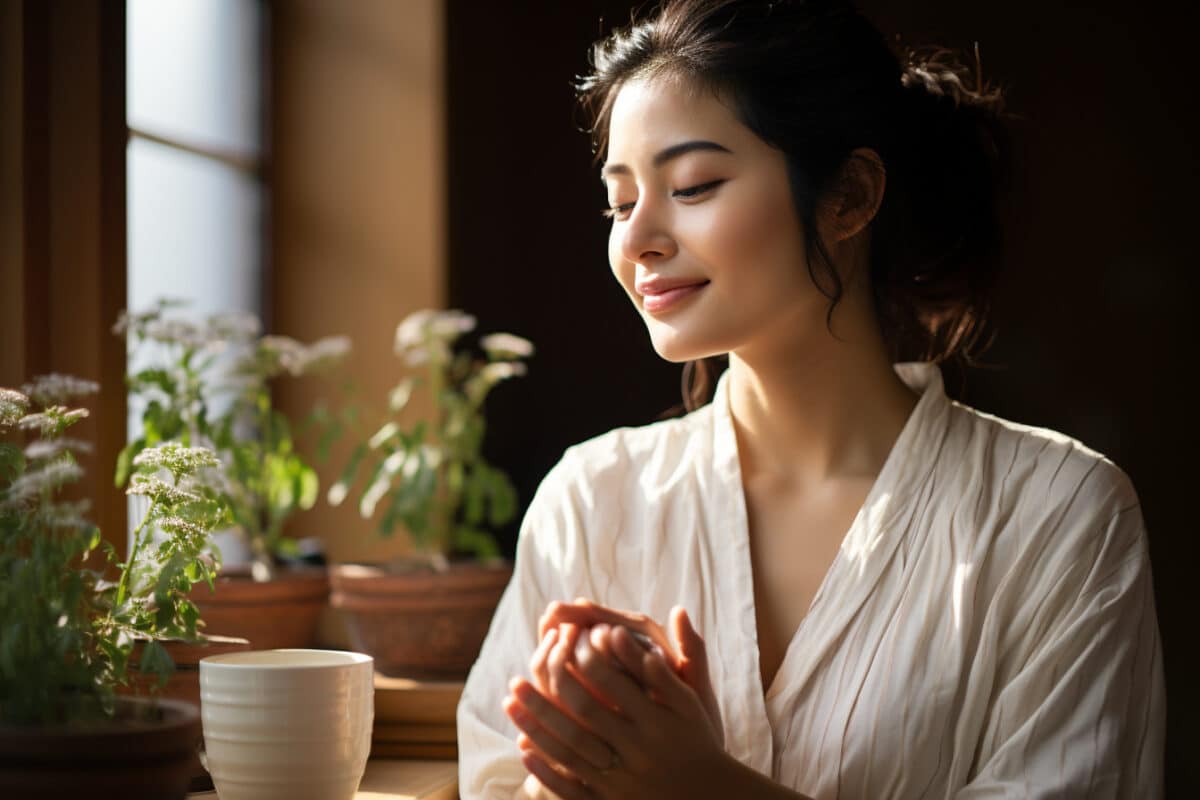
[
  {"x1": 601, "y1": 179, "x2": 727, "y2": 220},
  {"x1": 672, "y1": 179, "x2": 725, "y2": 199},
  {"x1": 601, "y1": 202, "x2": 636, "y2": 220}
]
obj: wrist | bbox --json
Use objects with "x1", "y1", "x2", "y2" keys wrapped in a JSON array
[{"x1": 688, "y1": 751, "x2": 813, "y2": 800}]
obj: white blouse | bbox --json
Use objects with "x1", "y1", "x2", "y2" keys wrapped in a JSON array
[{"x1": 457, "y1": 362, "x2": 1165, "y2": 799}]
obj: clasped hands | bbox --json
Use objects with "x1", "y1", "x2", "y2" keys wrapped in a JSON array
[{"x1": 502, "y1": 599, "x2": 727, "y2": 799}]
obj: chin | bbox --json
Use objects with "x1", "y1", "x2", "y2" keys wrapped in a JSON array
[{"x1": 646, "y1": 322, "x2": 727, "y2": 364}]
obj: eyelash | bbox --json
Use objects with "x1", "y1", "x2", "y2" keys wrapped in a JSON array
[{"x1": 601, "y1": 179, "x2": 726, "y2": 219}]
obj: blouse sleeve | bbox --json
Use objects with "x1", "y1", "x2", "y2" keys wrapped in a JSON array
[
  {"x1": 456, "y1": 449, "x2": 604, "y2": 800},
  {"x1": 956, "y1": 491, "x2": 1165, "y2": 799}
]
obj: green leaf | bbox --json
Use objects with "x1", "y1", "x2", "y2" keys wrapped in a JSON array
[
  {"x1": 138, "y1": 638, "x2": 176, "y2": 688},
  {"x1": 454, "y1": 525, "x2": 500, "y2": 560},
  {"x1": 114, "y1": 439, "x2": 143, "y2": 488},
  {"x1": 463, "y1": 465, "x2": 486, "y2": 526},
  {"x1": 297, "y1": 466, "x2": 318, "y2": 510},
  {"x1": 487, "y1": 468, "x2": 518, "y2": 528},
  {"x1": 274, "y1": 537, "x2": 301, "y2": 558},
  {"x1": 327, "y1": 443, "x2": 367, "y2": 507},
  {"x1": 0, "y1": 442, "x2": 24, "y2": 482}
]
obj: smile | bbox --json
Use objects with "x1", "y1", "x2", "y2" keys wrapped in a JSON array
[{"x1": 639, "y1": 281, "x2": 709, "y2": 315}]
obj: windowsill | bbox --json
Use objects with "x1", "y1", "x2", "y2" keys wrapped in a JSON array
[{"x1": 188, "y1": 758, "x2": 458, "y2": 799}]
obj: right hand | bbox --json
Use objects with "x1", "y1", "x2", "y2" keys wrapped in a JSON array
[{"x1": 531, "y1": 602, "x2": 723, "y2": 747}]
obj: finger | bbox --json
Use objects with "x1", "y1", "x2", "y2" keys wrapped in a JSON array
[
  {"x1": 571, "y1": 629, "x2": 659, "y2": 724},
  {"x1": 537, "y1": 600, "x2": 568, "y2": 640},
  {"x1": 530, "y1": 627, "x2": 558, "y2": 694},
  {"x1": 551, "y1": 623, "x2": 582, "y2": 694},
  {"x1": 540, "y1": 600, "x2": 677, "y2": 660},
  {"x1": 587, "y1": 624, "x2": 613, "y2": 657},
  {"x1": 546, "y1": 640, "x2": 638, "y2": 751},
  {"x1": 520, "y1": 750, "x2": 598, "y2": 800},
  {"x1": 504, "y1": 700, "x2": 605, "y2": 790},
  {"x1": 670, "y1": 606, "x2": 722, "y2": 734},
  {"x1": 640, "y1": 645, "x2": 702, "y2": 715},
  {"x1": 509, "y1": 677, "x2": 615, "y2": 770},
  {"x1": 608, "y1": 625, "x2": 653, "y2": 686}
]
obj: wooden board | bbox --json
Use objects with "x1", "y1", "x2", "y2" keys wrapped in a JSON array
[
  {"x1": 370, "y1": 742, "x2": 458, "y2": 760},
  {"x1": 374, "y1": 673, "x2": 463, "y2": 725},
  {"x1": 188, "y1": 758, "x2": 457, "y2": 799},
  {"x1": 373, "y1": 720, "x2": 458, "y2": 744}
]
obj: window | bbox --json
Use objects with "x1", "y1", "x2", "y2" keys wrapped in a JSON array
[
  {"x1": 126, "y1": 0, "x2": 265, "y2": 320},
  {"x1": 125, "y1": 0, "x2": 267, "y2": 546}
]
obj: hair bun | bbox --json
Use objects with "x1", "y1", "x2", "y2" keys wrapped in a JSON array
[{"x1": 900, "y1": 45, "x2": 1006, "y2": 114}]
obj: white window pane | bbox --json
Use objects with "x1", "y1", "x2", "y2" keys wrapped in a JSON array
[
  {"x1": 127, "y1": 136, "x2": 262, "y2": 321},
  {"x1": 127, "y1": 0, "x2": 262, "y2": 156}
]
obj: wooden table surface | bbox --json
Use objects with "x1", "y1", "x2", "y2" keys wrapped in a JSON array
[{"x1": 188, "y1": 758, "x2": 458, "y2": 800}]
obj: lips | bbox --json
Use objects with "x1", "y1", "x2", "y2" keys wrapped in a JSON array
[{"x1": 635, "y1": 278, "x2": 710, "y2": 315}]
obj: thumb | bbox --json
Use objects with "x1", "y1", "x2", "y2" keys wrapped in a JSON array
[
  {"x1": 670, "y1": 606, "x2": 724, "y2": 744},
  {"x1": 670, "y1": 605, "x2": 707, "y2": 666}
]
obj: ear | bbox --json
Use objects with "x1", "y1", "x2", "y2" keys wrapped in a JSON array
[{"x1": 817, "y1": 147, "x2": 887, "y2": 244}]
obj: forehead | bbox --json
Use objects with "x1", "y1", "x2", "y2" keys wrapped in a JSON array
[{"x1": 606, "y1": 76, "x2": 746, "y2": 162}]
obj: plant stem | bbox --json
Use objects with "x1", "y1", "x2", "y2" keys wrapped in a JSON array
[
  {"x1": 114, "y1": 495, "x2": 160, "y2": 608},
  {"x1": 429, "y1": 350, "x2": 450, "y2": 556}
]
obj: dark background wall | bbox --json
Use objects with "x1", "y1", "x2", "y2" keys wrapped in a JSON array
[{"x1": 445, "y1": 1, "x2": 1196, "y2": 792}]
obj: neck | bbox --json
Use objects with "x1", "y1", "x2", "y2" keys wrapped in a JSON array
[{"x1": 725, "y1": 308, "x2": 918, "y2": 489}]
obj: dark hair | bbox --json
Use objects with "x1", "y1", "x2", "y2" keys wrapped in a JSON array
[{"x1": 577, "y1": 0, "x2": 1013, "y2": 411}]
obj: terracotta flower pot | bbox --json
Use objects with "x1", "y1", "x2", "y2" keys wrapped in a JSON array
[
  {"x1": 121, "y1": 635, "x2": 253, "y2": 708},
  {"x1": 190, "y1": 565, "x2": 329, "y2": 651},
  {"x1": 330, "y1": 560, "x2": 513, "y2": 679},
  {"x1": 0, "y1": 696, "x2": 201, "y2": 800}
]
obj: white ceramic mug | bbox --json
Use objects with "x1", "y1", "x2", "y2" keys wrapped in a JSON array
[{"x1": 199, "y1": 649, "x2": 374, "y2": 800}]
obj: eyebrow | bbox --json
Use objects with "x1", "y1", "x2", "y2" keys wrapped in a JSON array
[{"x1": 601, "y1": 140, "x2": 733, "y2": 180}]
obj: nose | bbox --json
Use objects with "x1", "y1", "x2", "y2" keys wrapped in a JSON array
[{"x1": 618, "y1": 200, "x2": 677, "y2": 266}]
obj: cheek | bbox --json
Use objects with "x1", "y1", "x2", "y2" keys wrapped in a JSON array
[{"x1": 705, "y1": 183, "x2": 806, "y2": 281}]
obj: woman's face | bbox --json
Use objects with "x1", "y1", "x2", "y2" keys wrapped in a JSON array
[{"x1": 603, "y1": 76, "x2": 830, "y2": 363}]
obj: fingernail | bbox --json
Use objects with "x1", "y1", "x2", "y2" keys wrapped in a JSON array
[
  {"x1": 590, "y1": 625, "x2": 607, "y2": 649},
  {"x1": 575, "y1": 635, "x2": 590, "y2": 661}
]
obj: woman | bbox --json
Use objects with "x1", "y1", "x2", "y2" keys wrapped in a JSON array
[{"x1": 457, "y1": 0, "x2": 1165, "y2": 797}]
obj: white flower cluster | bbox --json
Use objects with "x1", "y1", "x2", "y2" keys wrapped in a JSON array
[
  {"x1": 18, "y1": 407, "x2": 89, "y2": 435},
  {"x1": 208, "y1": 310, "x2": 263, "y2": 341},
  {"x1": 479, "y1": 361, "x2": 528, "y2": 384},
  {"x1": 142, "y1": 318, "x2": 212, "y2": 351},
  {"x1": 24, "y1": 437, "x2": 93, "y2": 461},
  {"x1": 480, "y1": 333, "x2": 535, "y2": 360},
  {"x1": 155, "y1": 515, "x2": 208, "y2": 539},
  {"x1": 20, "y1": 374, "x2": 100, "y2": 407},
  {"x1": 126, "y1": 473, "x2": 202, "y2": 505},
  {"x1": 34, "y1": 498, "x2": 93, "y2": 531},
  {"x1": 1, "y1": 460, "x2": 84, "y2": 507},
  {"x1": 394, "y1": 309, "x2": 477, "y2": 366},
  {"x1": 259, "y1": 334, "x2": 352, "y2": 377},
  {"x1": 0, "y1": 388, "x2": 29, "y2": 426},
  {"x1": 132, "y1": 442, "x2": 220, "y2": 479}
]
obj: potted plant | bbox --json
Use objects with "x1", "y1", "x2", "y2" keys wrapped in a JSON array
[
  {"x1": 327, "y1": 309, "x2": 533, "y2": 678},
  {"x1": 0, "y1": 375, "x2": 227, "y2": 798},
  {"x1": 115, "y1": 299, "x2": 350, "y2": 650}
]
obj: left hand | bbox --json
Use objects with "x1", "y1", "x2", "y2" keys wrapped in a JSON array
[{"x1": 503, "y1": 606, "x2": 728, "y2": 799}]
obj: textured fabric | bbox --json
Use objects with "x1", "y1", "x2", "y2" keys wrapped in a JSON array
[{"x1": 457, "y1": 362, "x2": 1165, "y2": 799}]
